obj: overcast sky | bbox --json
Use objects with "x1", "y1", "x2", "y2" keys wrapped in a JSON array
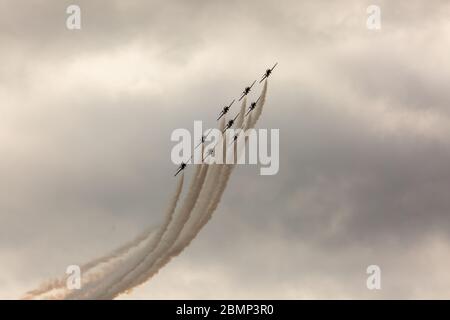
[{"x1": 1, "y1": 0, "x2": 450, "y2": 299}]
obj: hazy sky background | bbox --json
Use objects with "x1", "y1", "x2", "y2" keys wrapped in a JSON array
[{"x1": 1, "y1": 0, "x2": 450, "y2": 299}]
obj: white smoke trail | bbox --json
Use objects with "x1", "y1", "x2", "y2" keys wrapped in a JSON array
[
  {"x1": 88, "y1": 86, "x2": 264, "y2": 299},
  {"x1": 92, "y1": 117, "x2": 230, "y2": 299},
  {"x1": 22, "y1": 225, "x2": 159, "y2": 299},
  {"x1": 190, "y1": 92, "x2": 261, "y2": 247},
  {"x1": 100, "y1": 93, "x2": 265, "y2": 299},
  {"x1": 121, "y1": 151, "x2": 229, "y2": 295},
  {"x1": 192, "y1": 93, "x2": 259, "y2": 239},
  {"x1": 122, "y1": 165, "x2": 229, "y2": 296},
  {"x1": 170, "y1": 121, "x2": 229, "y2": 253},
  {"x1": 30, "y1": 171, "x2": 185, "y2": 300},
  {"x1": 25, "y1": 80, "x2": 270, "y2": 300},
  {"x1": 95, "y1": 119, "x2": 229, "y2": 299},
  {"x1": 80, "y1": 165, "x2": 209, "y2": 299},
  {"x1": 236, "y1": 97, "x2": 247, "y2": 128},
  {"x1": 121, "y1": 107, "x2": 259, "y2": 295},
  {"x1": 99, "y1": 164, "x2": 222, "y2": 299}
]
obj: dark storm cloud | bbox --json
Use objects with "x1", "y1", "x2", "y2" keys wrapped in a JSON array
[{"x1": 1, "y1": 0, "x2": 450, "y2": 298}]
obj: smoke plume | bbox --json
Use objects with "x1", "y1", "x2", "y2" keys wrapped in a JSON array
[{"x1": 26, "y1": 80, "x2": 269, "y2": 299}]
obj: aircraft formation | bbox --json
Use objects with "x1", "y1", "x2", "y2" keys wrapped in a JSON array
[{"x1": 174, "y1": 63, "x2": 278, "y2": 176}]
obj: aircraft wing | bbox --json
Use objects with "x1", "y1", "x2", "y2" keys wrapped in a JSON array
[{"x1": 174, "y1": 168, "x2": 182, "y2": 177}]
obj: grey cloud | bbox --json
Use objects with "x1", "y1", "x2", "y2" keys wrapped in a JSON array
[{"x1": 1, "y1": 0, "x2": 450, "y2": 299}]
